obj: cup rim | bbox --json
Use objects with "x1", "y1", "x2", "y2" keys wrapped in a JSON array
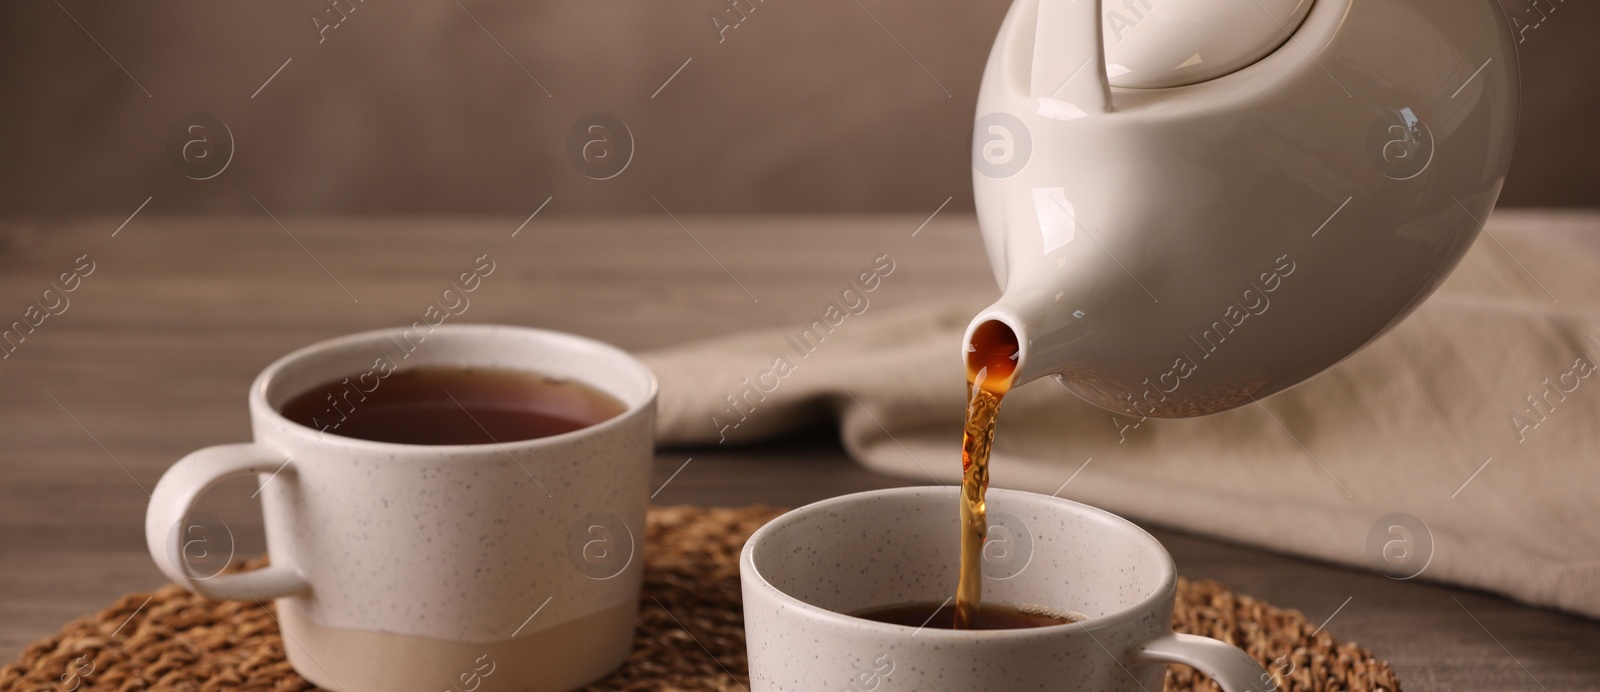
[
  {"x1": 740, "y1": 486, "x2": 1176, "y2": 639},
  {"x1": 249, "y1": 323, "x2": 658, "y2": 455}
]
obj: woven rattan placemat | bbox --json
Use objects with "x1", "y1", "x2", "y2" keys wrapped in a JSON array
[{"x1": 1, "y1": 506, "x2": 1399, "y2": 691}]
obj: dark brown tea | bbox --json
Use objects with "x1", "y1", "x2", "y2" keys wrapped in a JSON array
[
  {"x1": 955, "y1": 320, "x2": 1021, "y2": 629},
  {"x1": 854, "y1": 601, "x2": 1081, "y2": 631},
  {"x1": 279, "y1": 366, "x2": 626, "y2": 445}
]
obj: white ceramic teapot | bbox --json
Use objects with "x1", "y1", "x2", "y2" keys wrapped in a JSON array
[{"x1": 965, "y1": 0, "x2": 1519, "y2": 416}]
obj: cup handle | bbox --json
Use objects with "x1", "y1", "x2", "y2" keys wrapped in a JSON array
[
  {"x1": 1130, "y1": 632, "x2": 1273, "y2": 692},
  {"x1": 144, "y1": 443, "x2": 311, "y2": 601}
]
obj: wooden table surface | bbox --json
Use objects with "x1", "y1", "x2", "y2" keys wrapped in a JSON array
[{"x1": 2, "y1": 212, "x2": 1597, "y2": 690}]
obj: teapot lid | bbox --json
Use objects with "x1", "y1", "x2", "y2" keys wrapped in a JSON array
[{"x1": 1103, "y1": 0, "x2": 1316, "y2": 89}]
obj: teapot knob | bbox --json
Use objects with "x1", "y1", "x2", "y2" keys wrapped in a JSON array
[
  {"x1": 1028, "y1": 0, "x2": 1319, "y2": 106},
  {"x1": 1030, "y1": 0, "x2": 1112, "y2": 113},
  {"x1": 1102, "y1": 0, "x2": 1316, "y2": 88}
]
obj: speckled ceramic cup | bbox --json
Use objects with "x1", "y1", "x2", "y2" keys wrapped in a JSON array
[
  {"x1": 145, "y1": 325, "x2": 656, "y2": 692},
  {"x1": 741, "y1": 487, "x2": 1271, "y2": 691}
]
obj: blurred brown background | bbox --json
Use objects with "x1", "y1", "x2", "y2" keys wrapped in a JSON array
[{"x1": 0, "y1": 0, "x2": 1595, "y2": 216}]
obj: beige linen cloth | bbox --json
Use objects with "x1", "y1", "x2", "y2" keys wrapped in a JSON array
[{"x1": 643, "y1": 214, "x2": 1600, "y2": 619}]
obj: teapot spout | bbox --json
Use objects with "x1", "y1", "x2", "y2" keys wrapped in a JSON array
[{"x1": 963, "y1": 290, "x2": 1071, "y2": 389}]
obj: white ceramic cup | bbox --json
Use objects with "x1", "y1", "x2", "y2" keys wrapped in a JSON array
[
  {"x1": 741, "y1": 487, "x2": 1272, "y2": 691},
  {"x1": 145, "y1": 324, "x2": 657, "y2": 692}
]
